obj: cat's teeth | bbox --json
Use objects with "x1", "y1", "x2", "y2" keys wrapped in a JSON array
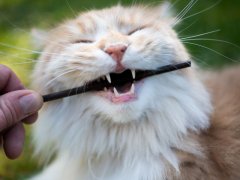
[
  {"x1": 131, "y1": 70, "x2": 136, "y2": 79},
  {"x1": 106, "y1": 74, "x2": 111, "y2": 83},
  {"x1": 104, "y1": 87, "x2": 108, "y2": 92},
  {"x1": 130, "y1": 83, "x2": 135, "y2": 94},
  {"x1": 113, "y1": 87, "x2": 120, "y2": 97}
]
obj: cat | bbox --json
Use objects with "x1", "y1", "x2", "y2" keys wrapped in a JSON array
[{"x1": 30, "y1": 3, "x2": 240, "y2": 180}]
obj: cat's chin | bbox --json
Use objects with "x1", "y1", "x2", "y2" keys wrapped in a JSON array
[{"x1": 85, "y1": 79, "x2": 153, "y2": 123}]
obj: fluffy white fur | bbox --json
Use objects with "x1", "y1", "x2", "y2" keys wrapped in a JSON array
[
  {"x1": 32, "y1": 72, "x2": 211, "y2": 180},
  {"x1": 31, "y1": 4, "x2": 212, "y2": 180}
]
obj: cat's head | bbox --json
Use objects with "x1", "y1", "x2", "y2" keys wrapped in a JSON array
[{"x1": 33, "y1": 4, "x2": 209, "y2": 124}]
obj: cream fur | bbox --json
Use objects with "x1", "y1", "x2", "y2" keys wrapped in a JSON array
[{"x1": 31, "y1": 4, "x2": 212, "y2": 180}]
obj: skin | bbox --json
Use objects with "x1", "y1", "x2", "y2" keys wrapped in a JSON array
[{"x1": 0, "y1": 64, "x2": 43, "y2": 159}]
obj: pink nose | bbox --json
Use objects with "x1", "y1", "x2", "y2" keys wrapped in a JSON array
[{"x1": 105, "y1": 44, "x2": 127, "y2": 62}]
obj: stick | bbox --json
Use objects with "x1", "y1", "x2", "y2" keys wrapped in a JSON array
[{"x1": 42, "y1": 61, "x2": 191, "y2": 102}]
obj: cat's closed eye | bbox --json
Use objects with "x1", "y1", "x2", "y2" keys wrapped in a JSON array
[
  {"x1": 127, "y1": 26, "x2": 146, "y2": 36},
  {"x1": 72, "y1": 39, "x2": 94, "y2": 44}
]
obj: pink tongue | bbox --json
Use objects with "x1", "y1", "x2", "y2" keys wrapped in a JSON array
[{"x1": 112, "y1": 93, "x2": 136, "y2": 103}]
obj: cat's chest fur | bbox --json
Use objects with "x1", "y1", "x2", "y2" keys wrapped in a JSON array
[
  {"x1": 32, "y1": 151, "x2": 180, "y2": 180},
  {"x1": 33, "y1": 154, "x2": 169, "y2": 180},
  {"x1": 31, "y1": 97, "x2": 208, "y2": 180}
]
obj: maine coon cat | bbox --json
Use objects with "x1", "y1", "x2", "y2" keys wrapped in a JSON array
[{"x1": 30, "y1": 3, "x2": 240, "y2": 180}]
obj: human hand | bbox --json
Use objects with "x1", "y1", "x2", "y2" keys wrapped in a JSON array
[{"x1": 0, "y1": 65, "x2": 43, "y2": 159}]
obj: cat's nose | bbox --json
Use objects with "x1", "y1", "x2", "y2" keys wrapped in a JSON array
[{"x1": 105, "y1": 44, "x2": 127, "y2": 63}]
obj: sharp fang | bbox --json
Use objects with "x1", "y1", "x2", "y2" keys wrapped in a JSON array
[
  {"x1": 130, "y1": 83, "x2": 135, "y2": 94},
  {"x1": 104, "y1": 87, "x2": 108, "y2": 92},
  {"x1": 113, "y1": 87, "x2": 120, "y2": 97},
  {"x1": 131, "y1": 70, "x2": 136, "y2": 79},
  {"x1": 106, "y1": 74, "x2": 111, "y2": 83}
]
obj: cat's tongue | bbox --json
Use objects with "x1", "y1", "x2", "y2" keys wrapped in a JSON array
[
  {"x1": 97, "y1": 82, "x2": 139, "y2": 104},
  {"x1": 111, "y1": 83, "x2": 136, "y2": 103}
]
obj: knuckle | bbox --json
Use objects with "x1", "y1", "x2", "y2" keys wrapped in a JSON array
[
  {"x1": 0, "y1": 97, "x2": 20, "y2": 130},
  {"x1": 0, "y1": 110, "x2": 8, "y2": 131},
  {"x1": 0, "y1": 65, "x2": 12, "y2": 77},
  {"x1": 0, "y1": 65, "x2": 24, "y2": 91}
]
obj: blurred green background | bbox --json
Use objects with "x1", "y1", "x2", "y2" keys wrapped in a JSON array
[{"x1": 0, "y1": 0, "x2": 239, "y2": 179}]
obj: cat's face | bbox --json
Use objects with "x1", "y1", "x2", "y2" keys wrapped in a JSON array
[{"x1": 34, "y1": 5, "x2": 191, "y2": 123}]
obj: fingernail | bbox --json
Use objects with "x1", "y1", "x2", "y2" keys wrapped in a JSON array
[{"x1": 19, "y1": 93, "x2": 43, "y2": 115}]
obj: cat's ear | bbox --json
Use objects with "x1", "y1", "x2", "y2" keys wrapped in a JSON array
[
  {"x1": 31, "y1": 28, "x2": 49, "y2": 49},
  {"x1": 155, "y1": 1, "x2": 177, "y2": 26}
]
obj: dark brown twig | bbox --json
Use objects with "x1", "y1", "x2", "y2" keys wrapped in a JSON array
[{"x1": 42, "y1": 61, "x2": 191, "y2": 102}]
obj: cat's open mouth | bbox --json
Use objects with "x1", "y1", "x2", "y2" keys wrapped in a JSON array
[
  {"x1": 96, "y1": 69, "x2": 139, "y2": 103},
  {"x1": 42, "y1": 61, "x2": 191, "y2": 102}
]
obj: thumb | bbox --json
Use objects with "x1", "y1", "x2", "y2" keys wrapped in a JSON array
[{"x1": 0, "y1": 90, "x2": 43, "y2": 131}]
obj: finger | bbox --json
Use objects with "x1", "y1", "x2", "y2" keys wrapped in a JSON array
[
  {"x1": 0, "y1": 135, "x2": 2, "y2": 148},
  {"x1": 0, "y1": 64, "x2": 24, "y2": 93},
  {"x1": 3, "y1": 123, "x2": 25, "y2": 159},
  {"x1": 0, "y1": 90, "x2": 43, "y2": 131},
  {"x1": 22, "y1": 113, "x2": 38, "y2": 124}
]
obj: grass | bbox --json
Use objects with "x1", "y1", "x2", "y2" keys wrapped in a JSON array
[{"x1": 0, "y1": 0, "x2": 239, "y2": 179}]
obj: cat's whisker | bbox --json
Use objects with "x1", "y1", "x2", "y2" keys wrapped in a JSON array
[
  {"x1": 42, "y1": 69, "x2": 78, "y2": 91},
  {"x1": 0, "y1": 42, "x2": 65, "y2": 56},
  {"x1": 179, "y1": 0, "x2": 198, "y2": 19},
  {"x1": 174, "y1": 0, "x2": 195, "y2": 20},
  {"x1": 190, "y1": 55, "x2": 212, "y2": 67},
  {"x1": 0, "y1": 51, "x2": 38, "y2": 64},
  {"x1": 70, "y1": 74, "x2": 90, "y2": 96},
  {"x1": 74, "y1": 67, "x2": 98, "y2": 73},
  {"x1": 63, "y1": 79, "x2": 80, "y2": 99},
  {"x1": 65, "y1": 0, "x2": 78, "y2": 18},
  {"x1": 181, "y1": 0, "x2": 221, "y2": 22},
  {"x1": 180, "y1": 29, "x2": 221, "y2": 40},
  {"x1": 173, "y1": 0, "x2": 198, "y2": 26},
  {"x1": 0, "y1": 42, "x2": 40, "y2": 54},
  {"x1": 70, "y1": 63, "x2": 95, "y2": 67},
  {"x1": 0, "y1": 14, "x2": 71, "y2": 50},
  {"x1": 130, "y1": 0, "x2": 140, "y2": 7},
  {"x1": 165, "y1": 0, "x2": 182, "y2": 13},
  {"x1": 183, "y1": 41, "x2": 238, "y2": 63},
  {"x1": 0, "y1": 42, "x2": 79, "y2": 61},
  {"x1": 182, "y1": 38, "x2": 240, "y2": 49},
  {"x1": 0, "y1": 50, "x2": 77, "y2": 65},
  {"x1": 178, "y1": 19, "x2": 199, "y2": 34}
]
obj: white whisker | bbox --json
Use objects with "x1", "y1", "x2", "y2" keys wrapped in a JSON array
[
  {"x1": 173, "y1": 0, "x2": 198, "y2": 26},
  {"x1": 0, "y1": 42, "x2": 75, "y2": 58},
  {"x1": 0, "y1": 52, "x2": 38, "y2": 65},
  {"x1": 182, "y1": 38, "x2": 240, "y2": 49},
  {"x1": 65, "y1": 0, "x2": 78, "y2": 18},
  {"x1": 167, "y1": 0, "x2": 181, "y2": 12},
  {"x1": 178, "y1": 19, "x2": 199, "y2": 34},
  {"x1": 180, "y1": 29, "x2": 220, "y2": 40},
  {"x1": 0, "y1": 42, "x2": 55, "y2": 56},
  {"x1": 174, "y1": 0, "x2": 195, "y2": 20},
  {"x1": 0, "y1": 50, "x2": 77, "y2": 65},
  {"x1": 183, "y1": 41, "x2": 238, "y2": 62},
  {"x1": 0, "y1": 14, "x2": 70, "y2": 50},
  {"x1": 181, "y1": 0, "x2": 221, "y2": 21},
  {"x1": 42, "y1": 69, "x2": 77, "y2": 91},
  {"x1": 191, "y1": 55, "x2": 212, "y2": 67}
]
